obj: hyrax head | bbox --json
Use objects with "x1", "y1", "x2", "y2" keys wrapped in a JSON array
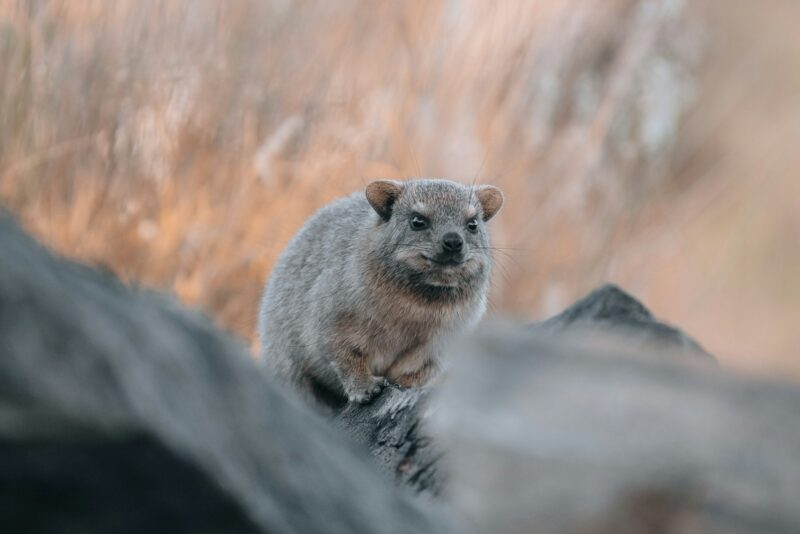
[{"x1": 365, "y1": 179, "x2": 503, "y2": 291}]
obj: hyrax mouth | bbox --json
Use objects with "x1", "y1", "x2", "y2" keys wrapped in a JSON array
[{"x1": 421, "y1": 254, "x2": 464, "y2": 268}]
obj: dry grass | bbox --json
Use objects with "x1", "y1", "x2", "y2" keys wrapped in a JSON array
[{"x1": 1, "y1": 0, "x2": 798, "y2": 377}]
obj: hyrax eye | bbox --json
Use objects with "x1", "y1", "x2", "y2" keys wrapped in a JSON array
[
  {"x1": 466, "y1": 218, "x2": 479, "y2": 233},
  {"x1": 410, "y1": 214, "x2": 430, "y2": 231}
]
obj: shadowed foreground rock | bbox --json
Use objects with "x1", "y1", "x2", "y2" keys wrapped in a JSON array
[
  {"x1": 0, "y1": 212, "x2": 448, "y2": 534},
  {"x1": 432, "y1": 325, "x2": 800, "y2": 533}
]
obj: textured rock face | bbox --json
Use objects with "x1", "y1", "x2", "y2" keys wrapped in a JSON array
[
  {"x1": 0, "y1": 212, "x2": 448, "y2": 534},
  {"x1": 432, "y1": 325, "x2": 800, "y2": 533},
  {"x1": 336, "y1": 386, "x2": 441, "y2": 494}
]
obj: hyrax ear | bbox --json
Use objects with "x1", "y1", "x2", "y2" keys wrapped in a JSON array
[
  {"x1": 365, "y1": 180, "x2": 404, "y2": 221},
  {"x1": 475, "y1": 185, "x2": 504, "y2": 221}
]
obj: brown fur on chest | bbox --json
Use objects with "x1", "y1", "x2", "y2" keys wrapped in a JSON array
[
  {"x1": 333, "y1": 311, "x2": 432, "y2": 351},
  {"x1": 332, "y1": 311, "x2": 437, "y2": 375}
]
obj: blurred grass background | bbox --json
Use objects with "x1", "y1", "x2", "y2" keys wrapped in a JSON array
[{"x1": 1, "y1": 0, "x2": 798, "y2": 378}]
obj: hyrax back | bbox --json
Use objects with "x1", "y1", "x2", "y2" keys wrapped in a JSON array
[{"x1": 258, "y1": 179, "x2": 503, "y2": 407}]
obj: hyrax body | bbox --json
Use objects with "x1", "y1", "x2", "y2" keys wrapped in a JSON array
[{"x1": 258, "y1": 179, "x2": 503, "y2": 406}]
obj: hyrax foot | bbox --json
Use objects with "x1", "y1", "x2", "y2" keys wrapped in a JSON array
[{"x1": 346, "y1": 376, "x2": 388, "y2": 404}]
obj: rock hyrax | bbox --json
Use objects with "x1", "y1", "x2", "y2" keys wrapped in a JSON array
[{"x1": 258, "y1": 178, "x2": 503, "y2": 406}]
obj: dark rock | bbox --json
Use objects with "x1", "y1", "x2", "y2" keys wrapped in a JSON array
[
  {"x1": 0, "y1": 211, "x2": 448, "y2": 534},
  {"x1": 335, "y1": 386, "x2": 442, "y2": 495},
  {"x1": 432, "y1": 324, "x2": 800, "y2": 533},
  {"x1": 532, "y1": 283, "x2": 713, "y2": 361},
  {"x1": 0, "y1": 435, "x2": 259, "y2": 533}
]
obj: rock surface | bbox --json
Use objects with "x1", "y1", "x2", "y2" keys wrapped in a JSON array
[
  {"x1": 432, "y1": 325, "x2": 800, "y2": 533},
  {"x1": 0, "y1": 212, "x2": 448, "y2": 534},
  {"x1": 336, "y1": 386, "x2": 441, "y2": 494},
  {"x1": 532, "y1": 283, "x2": 713, "y2": 362}
]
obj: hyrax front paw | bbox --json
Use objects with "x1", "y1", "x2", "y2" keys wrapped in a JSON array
[{"x1": 346, "y1": 376, "x2": 388, "y2": 404}]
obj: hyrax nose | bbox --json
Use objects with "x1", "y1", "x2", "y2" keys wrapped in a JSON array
[{"x1": 442, "y1": 232, "x2": 464, "y2": 253}]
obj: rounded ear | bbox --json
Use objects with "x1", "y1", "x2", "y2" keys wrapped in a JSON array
[
  {"x1": 475, "y1": 185, "x2": 504, "y2": 221},
  {"x1": 365, "y1": 180, "x2": 404, "y2": 220}
]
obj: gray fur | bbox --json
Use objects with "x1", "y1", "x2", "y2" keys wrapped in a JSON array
[{"x1": 258, "y1": 179, "x2": 502, "y2": 406}]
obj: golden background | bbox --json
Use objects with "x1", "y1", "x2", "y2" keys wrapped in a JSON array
[{"x1": 2, "y1": 0, "x2": 798, "y2": 378}]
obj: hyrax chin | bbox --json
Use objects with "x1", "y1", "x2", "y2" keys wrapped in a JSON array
[{"x1": 258, "y1": 178, "x2": 503, "y2": 408}]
